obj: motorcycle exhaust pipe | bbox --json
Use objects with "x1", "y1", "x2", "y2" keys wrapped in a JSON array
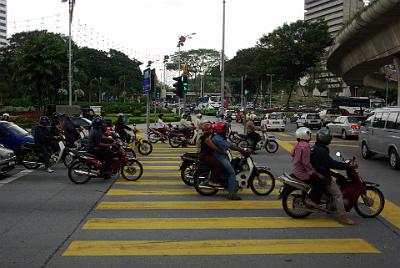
[
  {"x1": 73, "y1": 170, "x2": 99, "y2": 176},
  {"x1": 198, "y1": 185, "x2": 225, "y2": 190},
  {"x1": 23, "y1": 161, "x2": 41, "y2": 165}
]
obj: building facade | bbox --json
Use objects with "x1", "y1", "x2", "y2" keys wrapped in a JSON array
[
  {"x1": 304, "y1": 0, "x2": 365, "y2": 96},
  {"x1": 0, "y1": 0, "x2": 6, "y2": 47}
]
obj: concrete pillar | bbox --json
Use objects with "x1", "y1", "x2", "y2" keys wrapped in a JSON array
[{"x1": 394, "y1": 57, "x2": 400, "y2": 106}]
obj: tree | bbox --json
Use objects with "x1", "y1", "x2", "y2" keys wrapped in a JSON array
[{"x1": 257, "y1": 19, "x2": 331, "y2": 108}]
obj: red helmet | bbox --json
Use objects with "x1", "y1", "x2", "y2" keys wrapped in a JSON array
[
  {"x1": 201, "y1": 123, "x2": 213, "y2": 134},
  {"x1": 214, "y1": 122, "x2": 226, "y2": 135}
]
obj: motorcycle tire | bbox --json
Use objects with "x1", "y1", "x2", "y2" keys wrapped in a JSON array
[
  {"x1": 21, "y1": 151, "x2": 40, "y2": 169},
  {"x1": 228, "y1": 132, "x2": 239, "y2": 144},
  {"x1": 169, "y1": 136, "x2": 182, "y2": 148},
  {"x1": 250, "y1": 170, "x2": 275, "y2": 196},
  {"x1": 282, "y1": 187, "x2": 312, "y2": 219},
  {"x1": 180, "y1": 162, "x2": 196, "y2": 186},
  {"x1": 68, "y1": 160, "x2": 93, "y2": 184},
  {"x1": 138, "y1": 140, "x2": 153, "y2": 156},
  {"x1": 354, "y1": 186, "x2": 385, "y2": 218},
  {"x1": 148, "y1": 132, "x2": 159, "y2": 144},
  {"x1": 265, "y1": 140, "x2": 279, "y2": 153},
  {"x1": 194, "y1": 171, "x2": 219, "y2": 196},
  {"x1": 121, "y1": 159, "x2": 143, "y2": 181}
]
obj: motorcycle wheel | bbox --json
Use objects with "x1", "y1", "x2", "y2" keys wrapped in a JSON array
[
  {"x1": 228, "y1": 132, "x2": 239, "y2": 144},
  {"x1": 148, "y1": 132, "x2": 159, "y2": 144},
  {"x1": 68, "y1": 160, "x2": 93, "y2": 184},
  {"x1": 265, "y1": 140, "x2": 279, "y2": 153},
  {"x1": 354, "y1": 186, "x2": 385, "y2": 218},
  {"x1": 282, "y1": 188, "x2": 312, "y2": 218},
  {"x1": 121, "y1": 159, "x2": 143, "y2": 181},
  {"x1": 180, "y1": 162, "x2": 195, "y2": 186},
  {"x1": 62, "y1": 151, "x2": 74, "y2": 167},
  {"x1": 22, "y1": 151, "x2": 40, "y2": 169},
  {"x1": 138, "y1": 140, "x2": 153, "y2": 156},
  {"x1": 194, "y1": 171, "x2": 219, "y2": 196},
  {"x1": 169, "y1": 136, "x2": 181, "y2": 148},
  {"x1": 238, "y1": 140, "x2": 249, "y2": 149},
  {"x1": 250, "y1": 170, "x2": 275, "y2": 196}
]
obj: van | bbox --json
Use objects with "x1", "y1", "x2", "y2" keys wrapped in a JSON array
[{"x1": 359, "y1": 107, "x2": 400, "y2": 170}]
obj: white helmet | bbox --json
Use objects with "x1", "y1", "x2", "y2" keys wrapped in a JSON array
[
  {"x1": 249, "y1": 113, "x2": 257, "y2": 121},
  {"x1": 2, "y1": 113, "x2": 9, "y2": 120},
  {"x1": 196, "y1": 113, "x2": 202, "y2": 119},
  {"x1": 296, "y1": 127, "x2": 312, "y2": 141}
]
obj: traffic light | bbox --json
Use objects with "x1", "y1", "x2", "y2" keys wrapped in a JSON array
[
  {"x1": 182, "y1": 76, "x2": 188, "y2": 93},
  {"x1": 151, "y1": 69, "x2": 157, "y2": 92},
  {"x1": 173, "y1": 76, "x2": 184, "y2": 98},
  {"x1": 243, "y1": 78, "x2": 251, "y2": 97},
  {"x1": 155, "y1": 87, "x2": 161, "y2": 101}
]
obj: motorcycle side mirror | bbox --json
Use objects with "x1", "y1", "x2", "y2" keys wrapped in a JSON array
[{"x1": 336, "y1": 152, "x2": 342, "y2": 157}]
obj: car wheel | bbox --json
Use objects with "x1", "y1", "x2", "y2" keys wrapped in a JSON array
[
  {"x1": 341, "y1": 130, "x2": 348, "y2": 140},
  {"x1": 361, "y1": 142, "x2": 372, "y2": 159},
  {"x1": 389, "y1": 148, "x2": 400, "y2": 170}
]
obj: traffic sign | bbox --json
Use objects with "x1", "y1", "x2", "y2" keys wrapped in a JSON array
[{"x1": 143, "y1": 67, "x2": 151, "y2": 94}]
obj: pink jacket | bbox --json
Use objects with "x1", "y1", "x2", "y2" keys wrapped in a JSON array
[{"x1": 290, "y1": 140, "x2": 316, "y2": 181}]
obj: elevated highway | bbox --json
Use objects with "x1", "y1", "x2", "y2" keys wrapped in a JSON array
[{"x1": 327, "y1": 0, "x2": 400, "y2": 104}]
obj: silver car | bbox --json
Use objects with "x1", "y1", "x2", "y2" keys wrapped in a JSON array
[
  {"x1": 359, "y1": 107, "x2": 400, "y2": 170},
  {"x1": 326, "y1": 116, "x2": 363, "y2": 139}
]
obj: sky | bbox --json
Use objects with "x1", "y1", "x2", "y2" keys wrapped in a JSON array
[{"x1": 7, "y1": 0, "x2": 305, "y2": 62}]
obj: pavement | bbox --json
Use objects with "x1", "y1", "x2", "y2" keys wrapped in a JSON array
[{"x1": 1, "y1": 120, "x2": 400, "y2": 267}]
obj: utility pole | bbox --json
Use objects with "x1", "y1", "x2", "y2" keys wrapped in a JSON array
[
  {"x1": 266, "y1": 74, "x2": 275, "y2": 108},
  {"x1": 220, "y1": 0, "x2": 226, "y2": 114},
  {"x1": 241, "y1": 76, "x2": 244, "y2": 108}
]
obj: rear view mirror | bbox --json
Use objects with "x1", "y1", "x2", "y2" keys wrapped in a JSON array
[{"x1": 336, "y1": 152, "x2": 341, "y2": 157}]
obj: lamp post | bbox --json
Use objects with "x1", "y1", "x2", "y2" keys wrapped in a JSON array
[
  {"x1": 266, "y1": 74, "x2": 275, "y2": 108},
  {"x1": 220, "y1": 0, "x2": 226, "y2": 114},
  {"x1": 61, "y1": 0, "x2": 75, "y2": 106}
]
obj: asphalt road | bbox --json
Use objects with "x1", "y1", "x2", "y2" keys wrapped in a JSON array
[{"x1": 1, "y1": 120, "x2": 399, "y2": 268}]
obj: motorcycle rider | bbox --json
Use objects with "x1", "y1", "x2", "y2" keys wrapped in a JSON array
[
  {"x1": 157, "y1": 113, "x2": 168, "y2": 140},
  {"x1": 115, "y1": 113, "x2": 132, "y2": 142},
  {"x1": 62, "y1": 115, "x2": 80, "y2": 147},
  {"x1": 246, "y1": 113, "x2": 262, "y2": 153},
  {"x1": 212, "y1": 121, "x2": 249, "y2": 200},
  {"x1": 310, "y1": 128, "x2": 357, "y2": 225},
  {"x1": 88, "y1": 116, "x2": 115, "y2": 179},
  {"x1": 2, "y1": 113, "x2": 10, "y2": 121},
  {"x1": 290, "y1": 127, "x2": 325, "y2": 207},
  {"x1": 33, "y1": 116, "x2": 55, "y2": 173}
]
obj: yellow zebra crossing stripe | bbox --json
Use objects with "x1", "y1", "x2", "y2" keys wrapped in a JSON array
[
  {"x1": 83, "y1": 217, "x2": 343, "y2": 230},
  {"x1": 381, "y1": 200, "x2": 400, "y2": 229},
  {"x1": 115, "y1": 180, "x2": 181, "y2": 186},
  {"x1": 141, "y1": 172, "x2": 180, "y2": 177},
  {"x1": 96, "y1": 200, "x2": 282, "y2": 210},
  {"x1": 63, "y1": 238, "x2": 379, "y2": 256},
  {"x1": 141, "y1": 161, "x2": 181, "y2": 164},
  {"x1": 107, "y1": 188, "x2": 279, "y2": 196}
]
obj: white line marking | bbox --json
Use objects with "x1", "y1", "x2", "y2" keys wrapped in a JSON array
[{"x1": 0, "y1": 170, "x2": 34, "y2": 184}]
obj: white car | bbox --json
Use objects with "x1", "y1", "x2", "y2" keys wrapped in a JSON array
[
  {"x1": 296, "y1": 113, "x2": 322, "y2": 129},
  {"x1": 261, "y1": 113, "x2": 286, "y2": 131}
]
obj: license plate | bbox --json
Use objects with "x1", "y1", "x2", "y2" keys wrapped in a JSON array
[
  {"x1": 273, "y1": 121, "x2": 279, "y2": 124},
  {"x1": 9, "y1": 161, "x2": 15, "y2": 166}
]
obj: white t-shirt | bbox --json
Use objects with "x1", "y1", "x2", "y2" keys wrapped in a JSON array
[{"x1": 158, "y1": 118, "x2": 166, "y2": 129}]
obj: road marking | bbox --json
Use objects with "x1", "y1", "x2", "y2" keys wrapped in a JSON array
[
  {"x1": 115, "y1": 180, "x2": 181, "y2": 186},
  {"x1": 275, "y1": 133, "x2": 291, "y2": 137},
  {"x1": 107, "y1": 188, "x2": 279, "y2": 196},
  {"x1": 96, "y1": 200, "x2": 282, "y2": 210},
  {"x1": 142, "y1": 166, "x2": 179, "y2": 170},
  {"x1": 276, "y1": 140, "x2": 293, "y2": 153},
  {"x1": 141, "y1": 172, "x2": 180, "y2": 177},
  {"x1": 142, "y1": 153, "x2": 182, "y2": 157},
  {"x1": 154, "y1": 148, "x2": 196, "y2": 151},
  {"x1": 141, "y1": 161, "x2": 181, "y2": 164},
  {"x1": 329, "y1": 144, "x2": 359, "y2": 148},
  {"x1": 63, "y1": 238, "x2": 379, "y2": 256},
  {"x1": 381, "y1": 200, "x2": 400, "y2": 230},
  {"x1": 0, "y1": 170, "x2": 33, "y2": 184},
  {"x1": 83, "y1": 217, "x2": 343, "y2": 230},
  {"x1": 140, "y1": 156, "x2": 180, "y2": 159}
]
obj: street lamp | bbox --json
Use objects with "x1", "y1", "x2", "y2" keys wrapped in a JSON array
[
  {"x1": 266, "y1": 74, "x2": 275, "y2": 108},
  {"x1": 61, "y1": 0, "x2": 75, "y2": 106},
  {"x1": 220, "y1": 0, "x2": 226, "y2": 113}
]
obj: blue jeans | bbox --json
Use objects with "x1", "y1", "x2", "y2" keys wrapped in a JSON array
[{"x1": 217, "y1": 156, "x2": 236, "y2": 194}]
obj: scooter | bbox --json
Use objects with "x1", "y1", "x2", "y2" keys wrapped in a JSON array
[
  {"x1": 21, "y1": 136, "x2": 66, "y2": 169},
  {"x1": 236, "y1": 130, "x2": 279, "y2": 153},
  {"x1": 278, "y1": 152, "x2": 385, "y2": 219},
  {"x1": 193, "y1": 151, "x2": 275, "y2": 196}
]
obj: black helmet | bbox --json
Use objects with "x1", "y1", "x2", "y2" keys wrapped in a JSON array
[
  {"x1": 316, "y1": 127, "x2": 332, "y2": 146},
  {"x1": 92, "y1": 116, "x2": 104, "y2": 129},
  {"x1": 39, "y1": 116, "x2": 50, "y2": 125}
]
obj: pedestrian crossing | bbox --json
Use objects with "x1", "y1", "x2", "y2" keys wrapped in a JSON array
[{"x1": 62, "y1": 143, "x2": 382, "y2": 259}]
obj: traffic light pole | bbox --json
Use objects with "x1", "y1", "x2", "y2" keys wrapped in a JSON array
[{"x1": 146, "y1": 93, "x2": 150, "y2": 131}]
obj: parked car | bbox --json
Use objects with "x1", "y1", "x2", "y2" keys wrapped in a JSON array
[
  {"x1": 359, "y1": 107, "x2": 400, "y2": 170},
  {"x1": 296, "y1": 113, "x2": 322, "y2": 129},
  {"x1": 0, "y1": 143, "x2": 17, "y2": 175},
  {"x1": 326, "y1": 116, "x2": 364, "y2": 139},
  {"x1": 0, "y1": 121, "x2": 34, "y2": 157},
  {"x1": 261, "y1": 112, "x2": 286, "y2": 131}
]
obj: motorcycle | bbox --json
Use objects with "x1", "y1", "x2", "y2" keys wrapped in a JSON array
[
  {"x1": 147, "y1": 123, "x2": 173, "y2": 144},
  {"x1": 179, "y1": 152, "x2": 199, "y2": 186},
  {"x1": 126, "y1": 128, "x2": 153, "y2": 156},
  {"x1": 278, "y1": 152, "x2": 385, "y2": 219},
  {"x1": 193, "y1": 151, "x2": 275, "y2": 196},
  {"x1": 21, "y1": 135, "x2": 67, "y2": 169},
  {"x1": 67, "y1": 136, "x2": 143, "y2": 184},
  {"x1": 236, "y1": 130, "x2": 279, "y2": 153},
  {"x1": 168, "y1": 126, "x2": 196, "y2": 148}
]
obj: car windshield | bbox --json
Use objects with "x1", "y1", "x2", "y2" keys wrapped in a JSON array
[
  {"x1": 269, "y1": 114, "x2": 283, "y2": 119},
  {"x1": 348, "y1": 117, "x2": 361, "y2": 123},
  {"x1": 1, "y1": 122, "x2": 30, "y2": 136},
  {"x1": 307, "y1": 114, "x2": 320, "y2": 119}
]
